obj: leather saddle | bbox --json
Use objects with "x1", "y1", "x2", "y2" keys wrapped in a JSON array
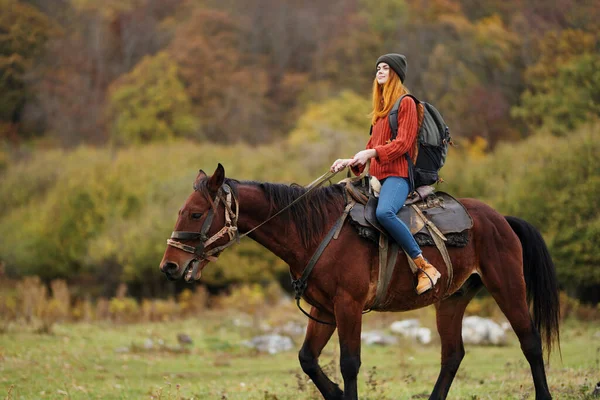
[{"x1": 346, "y1": 180, "x2": 473, "y2": 247}]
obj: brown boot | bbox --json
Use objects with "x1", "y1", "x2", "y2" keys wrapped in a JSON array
[{"x1": 413, "y1": 255, "x2": 441, "y2": 294}]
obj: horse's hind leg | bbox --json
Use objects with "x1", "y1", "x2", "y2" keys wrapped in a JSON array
[
  {"x1": 479, "y1": 250, "x2": 551, "y2": 399},
  {"x1": 429, "y1": 275, "x2": 483, "y2": 400},
  {"x1": 299, "y1": 307, "x2": 343, "y2": 400}
]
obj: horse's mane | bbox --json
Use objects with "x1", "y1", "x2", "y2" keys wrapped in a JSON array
[
  {"x1": 196, "y1": 177, "x2": 345, "y2": 248},
  {"x1": 256, "y1": 181, "x2": 345, "y2": 248},
  {"x1": 234, "y1": 179, "x2": 346, "y2": 248}
]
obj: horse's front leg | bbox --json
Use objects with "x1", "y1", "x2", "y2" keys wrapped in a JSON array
[
  {"x1": 334, "y1": 291, "x2": 364, "y2": 400},
  {"x1": 299, "y1": 306, "x2": 343, "y2": 400}
]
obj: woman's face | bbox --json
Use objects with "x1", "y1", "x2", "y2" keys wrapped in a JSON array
[{"x1": 376, "y1": 63, "x2": 390, "y2": 85}]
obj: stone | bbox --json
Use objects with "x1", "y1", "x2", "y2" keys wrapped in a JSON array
[
  {"x1": 361, "y1": 330, "x2": 398, "y2": 346},
  {"x1": 462, "y1": 316, "x2": 507, "y2": 346},
  {"x1": 274, "y1": 321, "x2": 305, "y2": 337},
  {"x1": 177, "y1": 333, "x2": 193, "y2": 345},
  {"x1": 390, "y1": 319, "x2": 432, "y2": 344},
  {"x1": 242, "y1": 334, "x2": 294, "y2": 354},
  {"x1": 114, "y1": 346, "x2": 130, "y2": 353}
]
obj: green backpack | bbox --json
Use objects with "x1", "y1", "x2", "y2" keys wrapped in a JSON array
[{"x1": 387, "y1": 94, "x2": 451, "y2": 190}]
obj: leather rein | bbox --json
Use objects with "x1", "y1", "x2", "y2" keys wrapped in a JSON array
[{"x1": 166, "y1": 169, "x2": 340, "y2": 281}]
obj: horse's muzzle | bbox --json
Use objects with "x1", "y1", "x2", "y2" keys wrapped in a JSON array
[{"x1": 161, "y1": 261, "x2": 183, "y2": 281}]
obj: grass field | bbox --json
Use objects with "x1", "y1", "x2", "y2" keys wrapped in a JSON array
[{"x1": 0, "y1": 308, "x2": 598, "y2": 400}]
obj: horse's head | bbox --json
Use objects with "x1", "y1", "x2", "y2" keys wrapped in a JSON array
[{"x1": 159, "y1": 163, "x2": 238, "y2": 282}]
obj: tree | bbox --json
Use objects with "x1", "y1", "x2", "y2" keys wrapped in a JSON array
[
  {"x1": 0, "y1": 0, "x2": 57, "y2": 141},
  {"x1": 420, "y1": 14, "x2": 521, "y2": 143},
  {"x1": 286, "y1": 90, "x2": 371, "y2": 174},
  {"x1": 167, "y1": 9, "x2": 274, "y2": 143},
  {"x1": 512, "y1": 30, "x2": 599, "y2": 135},
  {"x1": 107, "y1": 52, "x2": 198, "y2": 145},
  {"x1": 22, "y1": 0, "x2": 176, "y2": 145}
]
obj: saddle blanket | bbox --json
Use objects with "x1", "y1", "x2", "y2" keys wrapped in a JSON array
[{"x1": 348, "y1": 191, "x2": 473, "y2": 247}]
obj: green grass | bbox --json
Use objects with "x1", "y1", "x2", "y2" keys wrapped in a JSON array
[{"x1": 0, "y1": 310, "x2": 597, "y2": 400}]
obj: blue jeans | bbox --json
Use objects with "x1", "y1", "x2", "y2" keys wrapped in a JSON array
[{"x1": 375, "y1": 176, "x2": 422, "y2": 259}]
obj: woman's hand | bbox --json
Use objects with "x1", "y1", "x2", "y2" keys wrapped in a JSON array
[
  {"x1": 349, "y1": 149, "x2": 377, "y2": 166},
  {"x1": 330, "y1": 158, "x2": 353, "y2": 172}
]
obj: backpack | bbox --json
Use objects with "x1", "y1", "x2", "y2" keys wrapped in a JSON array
[{"x1": 387, "y1": 94, "x2": 451, "y2": 190}]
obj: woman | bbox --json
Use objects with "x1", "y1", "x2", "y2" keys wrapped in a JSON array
[{"x1": 330, "y1": 53, "x2": 441, "y2": 294}]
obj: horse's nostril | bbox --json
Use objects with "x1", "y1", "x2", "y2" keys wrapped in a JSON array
[{"x1": 162, "y1": 261, "x2": 179, "y2": 274}]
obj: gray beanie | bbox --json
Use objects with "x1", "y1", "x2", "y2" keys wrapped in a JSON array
[{"x1": 376, "y1": 53, "x2": 407, "y2": 82}]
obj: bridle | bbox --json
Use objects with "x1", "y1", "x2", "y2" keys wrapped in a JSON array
[{"x1": 167, "y1": 184, "x2": 240, "y2": 265}]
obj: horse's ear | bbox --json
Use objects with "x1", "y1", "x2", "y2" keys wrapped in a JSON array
[
  {"x1": 207, "y1": 163, "x2": 225, "y2": 193},
  {"x1": 194, "y1": 169, "x2": 208, "y2": 189}
]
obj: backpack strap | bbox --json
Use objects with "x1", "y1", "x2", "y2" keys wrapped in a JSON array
[
  {"x1": 388, "y1": 94, "x2": 420, "y2": 193},
  {"x1": 388, "y1": 94, "x2": 419, "y2": 141},
  {"x1": 405, "y1": 153, "x2": 415, "y2": 193}
]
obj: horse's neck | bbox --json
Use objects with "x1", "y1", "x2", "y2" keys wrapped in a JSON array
[{"x1": 236, "y1": 185, "x2": 306, "y2": 268}]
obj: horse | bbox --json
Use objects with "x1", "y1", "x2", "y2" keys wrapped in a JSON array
[{"x1": 159, "y1": 164, "x2": 560, "y2": 400}]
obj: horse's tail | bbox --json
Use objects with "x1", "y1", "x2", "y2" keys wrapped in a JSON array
[{"x1": 505, "y1": 216, "x2": 561, "y2": 359}]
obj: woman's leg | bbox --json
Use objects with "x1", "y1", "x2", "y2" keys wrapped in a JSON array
[
  {"x1": 375, "y1": 176, "x2": 441, "y2": 294},
  {"x1": 375, "y1": 177, "x2": 421, "y2": 258}
]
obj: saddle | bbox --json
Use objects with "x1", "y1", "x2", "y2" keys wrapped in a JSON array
[
  {"x1": 348, "y1": 187, "x2": 472, "y2": 248},
  {"x1": 339, "y1": 177, "x2": 473, "y2": 309}
]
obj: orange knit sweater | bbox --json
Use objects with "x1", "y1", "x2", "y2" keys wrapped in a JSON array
[{"x1": 353, "y1": 96, "x2": 418, "y2": 180}]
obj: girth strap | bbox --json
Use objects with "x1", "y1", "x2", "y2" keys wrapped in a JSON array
[
  {"x1": 369, "y1": 237, "x2": 399, "y2": 310},
  {"x1": 334, "y1": 200, "x2": 355, "y2": 240},
  {"x1": 290, "y1": 217, "x2": 344, "y2": 326},
  {"x1": 428, "y1": 223, "x2": 454, "y2": 293}
]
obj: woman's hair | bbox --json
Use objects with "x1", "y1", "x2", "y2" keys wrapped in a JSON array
[{"x1": 370, "y1": 69, "x2": 409, "y2": 126}]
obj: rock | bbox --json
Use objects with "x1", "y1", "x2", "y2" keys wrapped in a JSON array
[
  {"x1": 361, "y1": 330, "x2": 398, "y2": 346},
  {"x1": 143, "y1": 338, "x2": 154, "y2": 350},
  {"x1": 274, "y1": 321, "x2": 305, "y2": 337},
  {"x1": 232, "y1": 314, "x2": 253, "y2": 328},
  {"x1": 390, "y1": 319, "x2": 420, "y2": 332},
  {"x1": 177, "y1": 333, "x2": 193, "y2": 345},
  {"x1": 390, "y1": 320, "x2": 432, "y2": 344},
  {"x1": 462, "y1": 316, "x2": 507, "y2": 346},
  {"x1": 259, "y1": 321, "x2": 272, "y2": 332},
  {"x1": 114, "y1": 346, "x2": 130, "y2": 353},
  {"x1": 242, "y1": 334, "x2": 294, "y2": 354}
]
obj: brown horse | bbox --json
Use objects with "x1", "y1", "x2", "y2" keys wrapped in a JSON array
[{"x1": 159, "y1": 164, "x2": 560, "y2": 400}]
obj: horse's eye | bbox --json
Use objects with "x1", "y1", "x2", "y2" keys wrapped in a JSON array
[{"x1": 191, "y1": 213, "x2": 203, "y2": 220}]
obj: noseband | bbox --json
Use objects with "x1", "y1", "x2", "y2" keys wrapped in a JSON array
[{"x1": 166, "y1": 184, "x2": 240, "y2": 263}]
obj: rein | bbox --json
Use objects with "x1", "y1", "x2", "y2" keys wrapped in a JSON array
[
  {"x1": 166, "y1": 169, "x2": 341, "y2": 277},
  {"x1": 167, "y1": 165, "x2": 370, "y2": 325}
]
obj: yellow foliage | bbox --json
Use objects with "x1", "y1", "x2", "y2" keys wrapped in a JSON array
[
  {"x1": 465, "y1": 136, "x2": 488, "y2": 160},
  {"x1": 107, "y1": 52, "x2": 198, "y2": 146},
  {"x1": 217, "y1": 284, "x2": 267, "y2": 314},
  {"x1": 177, "y1": 286, "x2": 208, "y2": 317},
  {"x1": 287, "y1": 90, "x2": 371, "y2": 173},
  {"x1": 108, "y1": 297, "x2": 140, "y2": 323},
  {"x1": 16, "y1": 276, "x2": 48, "y2": 321},
  {"x1": 465, "y1": 296, "x2": 503, "y2": 320},
  {"x1": 70, "y1": 0, "x2": 142, "y2": 18}
]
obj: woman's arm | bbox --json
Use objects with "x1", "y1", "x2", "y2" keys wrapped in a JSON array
[
  {"x1": 349, "y1": 134, "x2": 375, "y2": 175},
  {"x1": 372, "y1": 96, "x2": 418, "y2": 165}
]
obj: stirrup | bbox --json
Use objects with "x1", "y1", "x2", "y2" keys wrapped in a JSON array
[{"x1": 416, "y1": 266, "x2": 440, "y2": 295}]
